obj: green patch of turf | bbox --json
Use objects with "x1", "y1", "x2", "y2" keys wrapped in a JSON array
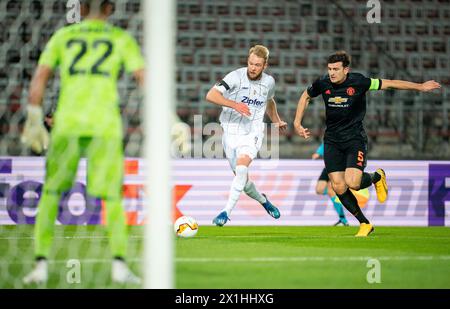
[{"x1": 1, "y1": 225, "x2": 449, "y2": 288}]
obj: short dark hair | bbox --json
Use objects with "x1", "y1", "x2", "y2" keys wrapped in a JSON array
[
  {"x1": 327, "y1": 51, "x2": 351, "y2": 67},
  {"x1": 81, "y1": 0, "x2": 114, "y2": 13}
]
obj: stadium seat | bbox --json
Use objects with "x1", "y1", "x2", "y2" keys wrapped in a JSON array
[{"x1": 0, "y1": 0, "x2": 448, "y2": 158}]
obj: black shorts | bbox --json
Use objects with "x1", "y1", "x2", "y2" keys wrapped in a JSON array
[
  {"x1": 318, "y1": 167, "x2": 329, "y2": 182},
  {"x1": 324, "y1": 138, "x2": 368, "y2": 173}
]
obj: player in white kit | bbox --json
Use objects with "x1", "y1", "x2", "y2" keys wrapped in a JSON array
[{"x1": 206, "y1": 45, "x2": 287, "y2": 226}]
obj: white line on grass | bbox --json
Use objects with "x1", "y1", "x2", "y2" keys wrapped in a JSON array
[
  {"x1": 2, "y1": 255, "x2": 450, "y2": 266},
  {"x1": 1, "y1": 235, "x2": 449, "y2": 240},
  {"x1": 0, "y1": 235, "x2": 144, "y2": 240},
  {"x1": 176, "y1": 256, "x2": 450, "y2": 263}
]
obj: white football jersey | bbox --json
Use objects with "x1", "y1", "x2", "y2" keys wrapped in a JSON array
[{"x1": 214, "y1": 67, "x2": 275, "y2": 135}]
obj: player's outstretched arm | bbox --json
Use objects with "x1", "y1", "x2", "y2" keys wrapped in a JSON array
[
  {"x1": 293, "y1": 90, "x2": 311, "y2": 139},
  {"x1": 28, "y1": 65, "x2": 53, "y2": 107},
  {"x1": 22, "y1": 65, "x2": 53, "y2": 154},
  {"x1": 205, "y1": 88, "x2": 250, "y2": 117},
  {"x1": 135, "y1": 67, "x2": 190, "y2": 155},
  {"x1": 381, "y1": 79, "x2": 441, "y2": 92},
  {"x1": 266, "y1": 98, "x2": 287, "y2": 132},
  {"x1": 312, "y1": 143, "x2": 324, "y2": 160}
]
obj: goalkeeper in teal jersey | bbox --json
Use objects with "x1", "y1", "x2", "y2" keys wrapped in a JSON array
[
  {"x1": 312, "y1": 143, "x2": 349, "y2": 226},
  {"x1": 22, "y1": 0, "x2": 144, "y2": 285}
]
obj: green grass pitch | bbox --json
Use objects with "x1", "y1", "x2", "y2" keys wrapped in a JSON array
[{"x1": 1, "y1": 225, "x2": 449, "y2": 288}]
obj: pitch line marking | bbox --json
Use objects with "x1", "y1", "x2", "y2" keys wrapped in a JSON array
[{"x1": 2, "y1": 256, "x2": 450, "y2": 266}]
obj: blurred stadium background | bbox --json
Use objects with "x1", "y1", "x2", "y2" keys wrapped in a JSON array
[
  {"x1": 0, "y1": 0, "x2": 449, "y2": 159},
  {"x1": 0, "y1": 0, "x2": 450, "y2": 289}
]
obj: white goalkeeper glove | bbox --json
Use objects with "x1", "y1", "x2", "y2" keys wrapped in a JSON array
[
  {"x1": 171, "y1": 113, "x2": 191, "y2": 157},
  {"x1": 21, "y1": 105, "x2": 50, "y2": 155}
]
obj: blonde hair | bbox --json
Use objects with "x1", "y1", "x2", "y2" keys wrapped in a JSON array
[{"x1": 248, "y1": 45, "x2": 269, "y2": 63}]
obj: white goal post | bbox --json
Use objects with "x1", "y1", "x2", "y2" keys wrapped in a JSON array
[{"x1": 143, "y1": 0, "x2": 175, "y2": 289}]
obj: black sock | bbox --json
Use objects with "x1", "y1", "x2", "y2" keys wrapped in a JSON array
[
  {"x1": 360, "y1": 172, "x2": 382, "y2": 189},
  {"x1": 360, "y1": 173, "x2": 373, "y2": 189},
  {"x1": 372, "y1": 171, "x2": 381, "y2": 183},
  {"x1": 336, "y1": 189, "x2": 370, "y2": 224},
  {"x1": 35, "y1": 256, "x2": 47, "y2": 262},
  {"x1": 114, "y1": 256, "x2": 125, "y2": 262}
]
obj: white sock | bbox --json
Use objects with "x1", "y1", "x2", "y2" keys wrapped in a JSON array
[
  {"x1": 224, "y1": 165, "x2": 248, "y2": 216},
  {"x1": 244, "y1": 180, "x2": 266, "y2": 204},
  {"x1": 112, "y1": 260, "x2": 141, "y2": 284}
]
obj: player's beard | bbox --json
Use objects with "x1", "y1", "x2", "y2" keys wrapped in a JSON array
[{"x1": 247, "y1": 70, "x2": 263, "y2": 81}]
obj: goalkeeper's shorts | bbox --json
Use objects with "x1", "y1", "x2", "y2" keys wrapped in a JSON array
[{"x1": 43, "y1": 134, "x2": 124, "y2": 199}]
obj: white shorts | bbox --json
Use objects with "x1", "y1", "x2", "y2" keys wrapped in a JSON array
[{"x1": 222, "y1": 130, "x2": 264, "y2": 171}]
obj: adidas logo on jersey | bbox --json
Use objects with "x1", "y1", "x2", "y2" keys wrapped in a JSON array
[{"x1": 242, "y1": 96, "x2": 264, "y2": 106}]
